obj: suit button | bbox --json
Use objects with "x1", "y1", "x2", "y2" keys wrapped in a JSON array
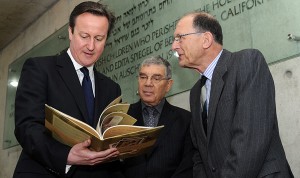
[{"x1": 212, "y1": 167, "x2": 216, "y2": 172}]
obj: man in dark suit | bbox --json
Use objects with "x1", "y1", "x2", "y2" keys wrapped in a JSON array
[
  {"x1": 115, "y1": 56, "x2": 193, "y2": 178},
  {"x1": 13, "y1": 2, "x2": 121, "y2": 178},
  {"x1": 172, "y1": 12, "x2": 294, "y2": 178}
]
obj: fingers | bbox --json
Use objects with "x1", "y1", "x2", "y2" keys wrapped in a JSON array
[
  {"x1": 67, "y1": 140, "x2": 120, "y2": 165},
  {"x1": 98, "y1": 147, "x2": 119, "y2": 157},
  {"x1": 81, "y1": 139, "x2": 91, "y2": 148},
  {"x1": 87, "y1": 148, "x2": 120, "y2": 165}
]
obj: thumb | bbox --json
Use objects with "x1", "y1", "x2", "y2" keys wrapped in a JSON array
[{"x1": 82, "y1": 139, "x2": 91, "y2": 148}]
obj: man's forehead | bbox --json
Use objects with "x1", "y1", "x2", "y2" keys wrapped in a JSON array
[
  {"x1": 140, "y1": 64, "x2": 165, "y2": 74},
  {"x1": 178, "y1": 15, "x2": 194, "y2": 24},
  {"x1": 175, "y1": 16, "x2": 194, "y2": 32}
]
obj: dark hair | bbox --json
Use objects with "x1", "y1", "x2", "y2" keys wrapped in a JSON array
[
  {"x1": 140, "y1": 56, "x2": 172, "y2": 79},
  {"x1": 69, "y1": 1, "x2": 116, "y2": 36},
  {"x1": 192, "y1": 12, "x2": 223, "y2": 45}
]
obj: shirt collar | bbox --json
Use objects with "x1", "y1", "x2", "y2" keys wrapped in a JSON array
[
  {"x1": 141, "y1": 98, "x2": 165, "y2": 114},
  {"x1": 67, "y1": 48, "x2": 94, "y2": 72},
  {"x1": 201, "y1": 49, "x2": 223, "y2": 80}
]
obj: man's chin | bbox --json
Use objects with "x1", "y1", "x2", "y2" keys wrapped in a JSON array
[
  {"x1": 141, "y1": 99, "x2": 156, "y2": 106},
  {"x1": 178, "y1": 61, "x2": 187, "y2": 68}
]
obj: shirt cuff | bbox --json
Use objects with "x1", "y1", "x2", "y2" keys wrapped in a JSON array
[{"x1": 65, "y1": 165, "x2": 72, "y2": 174}]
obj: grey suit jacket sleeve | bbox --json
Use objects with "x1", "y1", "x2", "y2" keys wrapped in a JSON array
[
  {"x1": 186, "y1": 49, "x2": 292, "y2": 178},
  {"x1": 219, "y1": 49, "x2": 277, "y2": 177}
]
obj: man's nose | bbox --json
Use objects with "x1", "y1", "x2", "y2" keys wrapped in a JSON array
[
  {"x1": 86, "y1": 38, "x2": 95, "y2": 51},
  {"x1": 171, "y1": 39, "x2": 179, "y2": 51}
]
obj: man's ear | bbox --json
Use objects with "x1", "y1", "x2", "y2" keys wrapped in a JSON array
[
  {"x1": 166, "y1": 79, "x2": 174, "y2": 93},
  {"x1": 202, "y1": 32, "x2": 214, "y2": 49},
  {"x1": 68, "y1": 27, "x2": 73, "y2": 41}
]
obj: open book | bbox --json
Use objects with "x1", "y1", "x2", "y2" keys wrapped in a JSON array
[{"x1": 45, "y1": 96, "x2": 163, "y2": 160}]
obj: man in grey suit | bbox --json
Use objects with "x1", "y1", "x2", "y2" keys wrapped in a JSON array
[
  {"x1": 14, "y1": 2, "x2": 120, "y2": 178},
  {"x1": 171, "y1": 12, "x2": 294, "y2": 178}
]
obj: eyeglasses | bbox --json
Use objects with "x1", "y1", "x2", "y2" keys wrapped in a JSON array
[
  {"x1": 173, "y1": 32, "x2": 203, "y2": 42},
  {"x1": 138, "y1": 74, "x2": 170, "y2": 84}
]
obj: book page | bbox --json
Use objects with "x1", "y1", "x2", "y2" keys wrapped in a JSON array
[
  {"x1": 96, "y1": 103, "x2": 130, "y2": 132},
  {"x1": 99, "y1": 103, "x2": 130, "y2": 124},
  {"x1": 98, "y1": 112, "x2": 136, "y2": 137}
]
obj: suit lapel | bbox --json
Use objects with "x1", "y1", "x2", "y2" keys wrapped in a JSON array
[
  {"x1": 207, "y1": 50, "x2": 231, "y2": 140},
  {"x1": 56, "y1": 52, "x2": 89, "y2": 123},
  {"x1": 93, "y1": 70, "x2": 107, "y2": 128},
  {"x1": 128, "y1": 101, "x2": 144, "y2": 126}
]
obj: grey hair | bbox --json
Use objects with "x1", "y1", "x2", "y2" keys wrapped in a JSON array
[{"x1": 140, "y1": 56, "x2": 172, "y2": 79}]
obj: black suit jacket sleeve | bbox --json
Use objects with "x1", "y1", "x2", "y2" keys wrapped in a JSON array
[
  {"x1": 15, "y1": 58, "x2": 71, "y2": 175},
  {"x1": 171, "y1": 122, "x2": 194, "y2": 178}
]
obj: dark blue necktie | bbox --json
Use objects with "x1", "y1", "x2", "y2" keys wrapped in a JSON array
[
  {"x1": 200, "y1": 76, "x2": 208, "y2": 134},
  {"x1": 80, "y1": 67, "x2": 94, "y2": 126}
]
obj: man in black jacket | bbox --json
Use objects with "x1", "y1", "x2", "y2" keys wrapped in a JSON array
[
  {"x1": 116, "y1": 56, "x2": 193, "y2": 178},
  {"x1": 14, "y1": 2, "x2": 120, "y2": 177}
]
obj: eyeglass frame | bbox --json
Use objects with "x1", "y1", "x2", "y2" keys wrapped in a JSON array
[
  {"x1": 173, "y1": 32, "x2": 203, "y2": 42},
  {"x1": 138, "y1": 74, "x2": 170, "y2": 84}
]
